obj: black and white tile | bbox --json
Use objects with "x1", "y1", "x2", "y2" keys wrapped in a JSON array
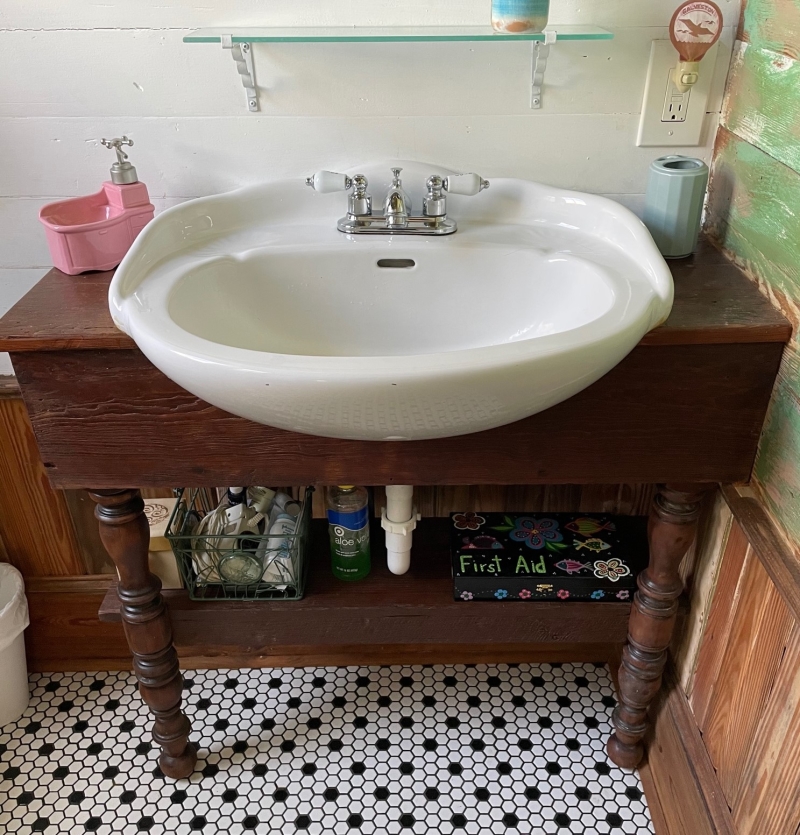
[{"x1": 0, "y1": 663, "x2": 653, "y2": 834}]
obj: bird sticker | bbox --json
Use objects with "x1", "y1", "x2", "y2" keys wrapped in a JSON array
[
  {"x1": 554, "y1": 559, "x2": 592, "y2": 575},
  {"x1": 564, "y1": 517, "x2": 616, "y2": 537},
  {"x1": 574, "y1": 537, "x2": 612, "y2": 554},
  {"x1": 678, "y1": 17, "x2": 716, "y2": 37}
]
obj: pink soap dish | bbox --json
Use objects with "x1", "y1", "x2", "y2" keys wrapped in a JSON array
[
  {"x1": 39, "y1": 182, "x2": 154, "y2": 276},
  {"x1": 39, "y1": 136, "x2": 155, "y2": 275}
]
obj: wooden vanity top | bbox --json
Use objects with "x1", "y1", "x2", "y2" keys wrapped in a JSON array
[
  {"x1": 0, "y1": 239, "x2": 791, "y2": 353},
  {"x1": 0, "y1": 237, "x2": 791, "y2": 489}
]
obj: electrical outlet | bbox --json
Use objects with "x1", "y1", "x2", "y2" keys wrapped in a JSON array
[
  {"x1": 637, "y1": 40, "x2": 717, "y2": 147},
  {"x1": 661, "y1": 73, "x2": 690, "y2": 123}
]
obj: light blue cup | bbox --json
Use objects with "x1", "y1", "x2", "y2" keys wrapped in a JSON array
[{"x1": 643, "y1": 155, "x2": 709, "y2": 259}]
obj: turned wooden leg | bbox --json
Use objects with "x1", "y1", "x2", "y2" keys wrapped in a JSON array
[
  {"x1": 608, "y1": 483, "x2": 714, "y2": 768},
  {"x1": 90, "y1": 489, "x2": 197, "y2": 779}
]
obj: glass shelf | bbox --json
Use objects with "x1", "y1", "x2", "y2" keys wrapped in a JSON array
[
  {"x1": 183, "y1": 25, "x2": 613, "y2": 44},
  {"x1": 186, "y1": 25, "x2": 613, "y2": 112}
]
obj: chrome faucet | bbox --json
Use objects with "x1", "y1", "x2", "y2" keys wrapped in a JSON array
[
  {"x1": 305, "y1": 167, "x2": 489, "y2": 236},
  {"x1": 384, "y1": 168, "x2": 412, "y2": 228}
]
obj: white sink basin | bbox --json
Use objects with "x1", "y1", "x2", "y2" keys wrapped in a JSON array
[{"x1": 110, "y1": 161, "x2": 673, "y2": 441}]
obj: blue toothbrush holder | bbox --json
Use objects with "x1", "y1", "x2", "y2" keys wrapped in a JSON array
[{"x1": 643, "y1": 155, "x2": 709, "y2": 259}]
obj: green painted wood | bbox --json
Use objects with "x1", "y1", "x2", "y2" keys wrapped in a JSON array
[
  {"x1": 707, "y1": 130, "x2": 800, "y2": 319},
  {"x1": 754, "y1": 363, "x2": 800, "y2": 545},
  {"x1": 723, "y1": 42, "x2": 800, "y2": 176},
  {"x1": 741, "y1": 0, "x2": 800, "y2": 59},
  {"x1": 707, "y1": 111, "x2": 800, "y2": 543}
]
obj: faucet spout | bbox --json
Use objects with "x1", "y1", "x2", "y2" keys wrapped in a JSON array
[{"x1": 384, "y1": 168, "x2": 411, "y2": 227}]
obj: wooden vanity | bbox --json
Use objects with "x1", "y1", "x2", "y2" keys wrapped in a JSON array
[{"x1": 0, "y1": 241, "x2": 790, "y2": 779}]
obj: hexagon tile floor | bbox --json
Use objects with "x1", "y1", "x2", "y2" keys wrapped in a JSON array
[{"x1": 0, "y1": 663, "x2": 654, "y2": 835}]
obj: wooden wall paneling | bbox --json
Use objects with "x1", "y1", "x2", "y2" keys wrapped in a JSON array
[
  {"x1": 644, "y1": 671, "x2": 737, "y2": 835},
  {"x1": 700, "y1": 553, "x2": 795, "y2": 803},
  {"x1": 24, "y1": 577, "x2": 129, "y2": 672},
  {"x1": 62, "y1": 489, "x2": 114, "y2": 574},
  {"x1": 412, "y1": 487, "x2": 438, "y2": 517},
  {"x1": 731, "y1": 623, "x2": 800, "y2": 835},
  {"x1": 620, "y1": 483, "x2": 660, "y2": 516},
  {"x1": 673, "y1": 490, "x2": 733, "y2": 694},
  {"x1": 435, "y1": 485, "x2": 525, "y2": 516},
  {"x1": 689, "y1": 518, "x2": 751, "y2": 728},
  {"x1": 0, "y1": 526, "x2": 9, "y2": 563},
  {"x1": 311, "y1": 487, "x2": 326, "y2": 519},
  {"x1": 723, "y1": 483, "x2": 800, "y2": 622},
  {"x1": 0, "y1": 394, "x2": 85, "y2": 576},
  {"x1": 319, "y1": 484, "x2": 659, "y2": 521},
  {"x1": 140, "y1": 488, "x2": 175, "y2": 500}
]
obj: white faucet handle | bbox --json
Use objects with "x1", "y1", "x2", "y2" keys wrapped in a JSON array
[
  {"x1": 305, "y1": 170, "x2": 353, "y2": 193},
  {"x1": 443, "y1": 173, "x2": 490, "y2": 196}
]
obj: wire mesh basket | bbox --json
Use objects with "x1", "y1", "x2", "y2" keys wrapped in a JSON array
[{"x1": 165, "y1": 487, "x2": 313, "y2": 601}]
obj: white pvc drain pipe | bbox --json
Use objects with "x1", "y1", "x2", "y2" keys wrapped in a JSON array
[{"x1": 381, "y1": 485, "x2": 420, "y2": 575}]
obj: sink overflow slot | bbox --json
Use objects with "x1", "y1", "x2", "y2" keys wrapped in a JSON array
[{"x1": 377, "y1": 258, "x2": 416, "y2": 269}]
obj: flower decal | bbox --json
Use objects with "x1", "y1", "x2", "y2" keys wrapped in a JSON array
[
  {"x1": 460, "y1": 590, "x2": 474, "y2": 601},
  {"x1": 519, "y1": 589, "x2": 532, "y2": 600},
  {"x1": 502, "y1": 517, "x2": 564, "y2": 551},
  {"x1": 593, "y1": 559, "x2": 631, "y2": 583},
  {"x1": 557, "y1": 589, "x2": 570, "y2": 600},
  {"x1": 590, "y1": 590, "x2": 605, "y2": 600},
  {"x1": 453, "y1": 512, "x2": 485, "y2": 531},
  {"x1": 494, "y1": 589, "x2": 509, "y2": 600},
  {"x1": 616, "y1": 589, "x2": 630, "y2": 600}
]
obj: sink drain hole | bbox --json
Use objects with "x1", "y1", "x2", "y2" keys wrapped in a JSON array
[{"x1": 377, "y1": 258, "x2": 416, "y2": 269}]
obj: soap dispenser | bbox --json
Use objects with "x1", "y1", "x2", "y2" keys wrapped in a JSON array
[{"x1": 39, "y1": 136, "x2": 155, "y2": 275}]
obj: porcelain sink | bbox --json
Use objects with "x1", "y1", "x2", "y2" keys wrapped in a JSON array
[{"x1": 109, "y1": 161, "x2": 673, "y2": 441}]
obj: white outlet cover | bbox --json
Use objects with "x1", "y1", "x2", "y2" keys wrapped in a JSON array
[{"x1": 637, "y1": 40, "x2": 718, "y2": 147}]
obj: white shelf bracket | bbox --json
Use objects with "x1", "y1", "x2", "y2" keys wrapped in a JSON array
[
  {"x1": 530, "y1": 29, "x2": 557, "y2": 109},
  {"x1": 222, "y1": 34, "x2": 259, "y2": 112}
]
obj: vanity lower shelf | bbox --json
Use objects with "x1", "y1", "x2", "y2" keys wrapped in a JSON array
[{"x1": 99, "y1": 519, "x2": 633, "y2": 655}]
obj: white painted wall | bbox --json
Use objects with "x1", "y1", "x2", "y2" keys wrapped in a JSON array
[{"x1": 0, "y1": 0, "x2": 740, "y2": 373}]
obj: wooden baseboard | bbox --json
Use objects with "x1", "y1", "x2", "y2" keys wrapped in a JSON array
[
  {"x1": 645, "y1": 668, "x2": 736, "y2": 835},
  {"x1": 26, "y1": 584, "x2": 129, "y2": 672}
]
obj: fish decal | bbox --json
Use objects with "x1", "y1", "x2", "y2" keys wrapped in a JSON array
[
  {"x1": 554, "y1": 559, "x2": 592, "y2": 575},
  {"x1": 574, "y1": 537, "x2": 612, "y2": 553},
  {"x1": 461, "y1": 535, "x2": 504, "y2": 550},
  {"x1": 565, "y1": 517, "x2": 616, "y2": 537}
]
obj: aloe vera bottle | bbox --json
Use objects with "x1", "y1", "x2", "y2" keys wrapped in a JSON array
[{"x1": 326, "y1": 486, "x2": 371, "y2": 581}]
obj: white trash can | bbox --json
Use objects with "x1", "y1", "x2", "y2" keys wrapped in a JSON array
[{"x1": 0, "y1": 564, "x2": 30, "y2": 726}]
